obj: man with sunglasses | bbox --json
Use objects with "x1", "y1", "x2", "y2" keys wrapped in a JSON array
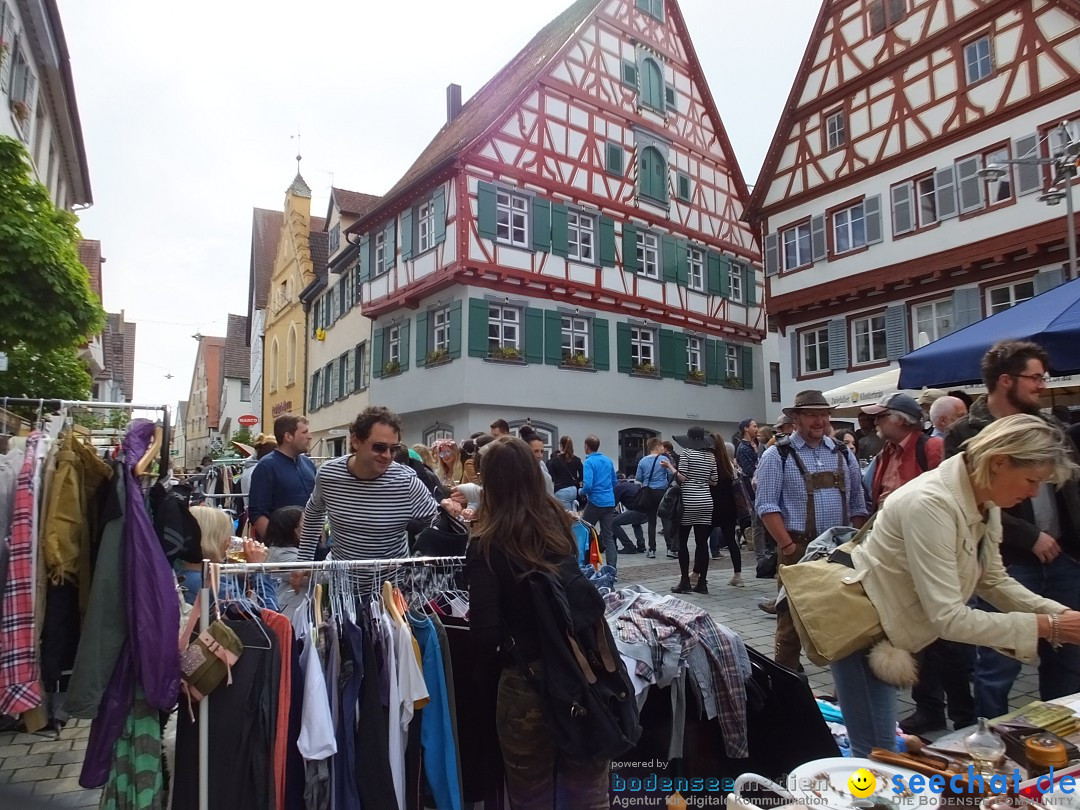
[
  {"x1": 945, "y1": 339, "x2": 1080, "y2": 721},
  {"x1": 297, "y1": 406, "x2": 439, "y2": 572}
]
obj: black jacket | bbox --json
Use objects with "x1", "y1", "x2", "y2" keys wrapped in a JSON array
[{"x1": 945, "y1": 396, "x2": 1080, "y2": 565}]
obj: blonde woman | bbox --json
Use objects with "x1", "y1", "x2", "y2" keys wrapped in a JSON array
[
  {"x1": 830, "y1": 414, "x2": 1080, "y2": 756},
  {"x1": 412, "y1": 443, "x2": 437, "y2": 470},
  {"x1": 432, "y1": 439, "x2": 464, "y2": 489},
  {"x1": 177, "y1": 506, "x2": 273, "y2": 608}
]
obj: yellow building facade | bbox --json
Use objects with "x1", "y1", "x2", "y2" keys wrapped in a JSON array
[{"x1": 262, "y1": 174, "x2": 322, "y2": 426}]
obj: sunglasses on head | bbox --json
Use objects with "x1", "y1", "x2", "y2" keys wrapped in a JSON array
[{"x1": 370, "y1": 442, "x2": 406, "y2": 455}]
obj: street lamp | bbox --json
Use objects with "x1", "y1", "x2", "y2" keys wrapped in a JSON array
[{"x1": 977, "y1": 121, "x2": 1080, "y2": 280}]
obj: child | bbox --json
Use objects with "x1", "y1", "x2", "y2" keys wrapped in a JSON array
[{"x1": 264, "y1": 506, "x2": 303, "y2": 617}]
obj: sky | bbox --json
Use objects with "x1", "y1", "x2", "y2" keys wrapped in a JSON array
[{"x1": 56, "y1": 0, "x2": 820, "y2": 411}]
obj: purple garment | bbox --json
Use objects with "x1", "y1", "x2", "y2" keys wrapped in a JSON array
[{"x1": 81, "y1": 420, "x2": 180, "y2": 787}]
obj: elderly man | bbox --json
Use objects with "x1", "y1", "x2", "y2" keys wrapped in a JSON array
[
  {"x1": 928, "y1": 395, "x2": 968, "y2": 438},
  {"x1": 755, "y1": 390, "x2": 869, "y2": 671},
  {"x1": 861, "y1": 393, "x2": 944, "y2": 511}
]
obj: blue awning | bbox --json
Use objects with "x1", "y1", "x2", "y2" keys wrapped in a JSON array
[{"x1": 897, "y1": 277, "x2": 1080, "y2": 388}]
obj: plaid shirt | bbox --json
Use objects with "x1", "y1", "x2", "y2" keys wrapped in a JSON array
[
  {"x1": 0, "y1": 434, "x2": 43, "y2": 715},
  {"x1": 604, "y1": 586, "x2": 750, "y2": 758}
]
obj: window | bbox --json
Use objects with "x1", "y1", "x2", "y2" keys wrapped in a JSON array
[
  {"x1": 852, "y1": 314, "x2": 887, "y2": 365},
  {"x1": 825, "y1": 110, "x2": 846, "y2": 151},
  {"x1": 636, "y1": 231, "x2": 660, "y2": 279},
  {"x1": 729, "y1": 263, "x2": 744, "y2": 303},
  {"x1": 630, "y1": 327, "x2": 655, "y2": 369},
  {"x1": 782, "y1": 222, "x2": 812, "y2": 270},
  {"x1": 640, "y1": 57, "x2": 664, "y2": 111},
  {"x1": 913, "y1": 298, "x2": 954, "y2": 345},
  {"x1": 726, "y1": 344, "x2": 740, "y2": 378},
  {"x1": 375, "y1": 231, "x2": 387, "y2": 275},
  {"x1": 801, "y1": 327, "x2": 829, "y2": 374},
  {"x1": 833, "y1": 202, "x2": 867, "y2": 254},
  {"x1": 387, "y1": 325, "x2": 401, "y2": 365},
  {"x1": 496, "y1": 189, "x2": 529, "y2": 247},
  {"x1": 339, "y1": 353, "x2": 350, "y2": 399},
  {"x1": 916, "y1": 174, "x2": 938, "y2": 228},
  {"x1": 568, "y1": 211, "x2": 595, "y2": 262},
  {"x1": 965, "y1": 36, "x2": 992, "y2": 85},
  {"x1": 417, "y1": 200, "x2": 435, "y2": 253},
  {"x1": 988, "y1": 280, "x2": 1035, "y2": 316},
  {"x1": 687, "y1": 336, "x2": 703, "y2": 375},
  {"x1": 240, "y1": 381, "x2": 251, "y2": 401},
  {"x1": 687, "y1": 247, "x2": 704, "y2": 291},
  {"x1": 635, "y1": 0, "x2": 663, "y2": 20},
  {"x1": 354, "y1": 341, "x2": 370, "y2": 391},
  {"x1": 343, "y1": 269, "x2": 355, "y2": 313},
  {"x1": 488, "y1": 305, "x2": 521, "y2": 352},
  {"x1": 309, "y1": 371, "x2": 320, "y2": 410},
  {"x1": 311, "y1": 299, "x2": 321, "y2": 337},
  {"x1": 562, "y1": 316, "x2": 590, "y2": 361},
  {"x1": 286, "y1": 326, "x2": 297, "y2": 385},
  {"x1": 329, "y1": 358, "x2": 340, "y2": 401},
  {"x1": 606, "y1": 142, "x2": 624, "y2": 175},
  {"x1": 983, "y1": 146, "x2": 1012, "y2": 205},
  {"x1": 423, "y1": 424, "x2": 456, "y2": 445},
  {"x1": 868, "y1": 0, "x2": 907, "y2": 34},
  {"x1": 329, "y1": 223, "x2": 340, "y2": 255},
  {"x1": 770, "y1": 362, "x2": 782, "y2": 403},
  {"x1": 638, "y1": 146, "x2": 667, "y2": 204},
  {"x1": 676, "y1": 173, "x2": 691, "y2": 202},
  {"x1": 432, "y1": 306, "x2": 451, "y2": 352}
]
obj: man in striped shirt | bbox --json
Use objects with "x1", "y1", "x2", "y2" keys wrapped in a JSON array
[{"x1": 298, "y1": 407, "x2": 439, "y2": 568}]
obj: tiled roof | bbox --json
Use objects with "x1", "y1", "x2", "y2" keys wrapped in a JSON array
[
  {"x1": 249, "y1": 207, "x2": 283, "y2": 312},
  {"x1": 223, "y1": 314, "x2": 250, "y2": 381},
  {"x1": 354, "y1": 0, "x2": 601, "y2": 230},
  {"x1": 77, "y1": 239, "x2": 103, "y2": 302},
  {"x1": 99, "y1": 313, "x2": 136, "y2": 401},
  {"x1": 332, "y1": 188, "x2": 381, "y2": 218},
  {"x1": 309, "y1": 231, "x2": 329, "y2": 281}
]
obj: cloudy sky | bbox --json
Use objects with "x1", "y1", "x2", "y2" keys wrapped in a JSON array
[{"x1": 56, "y1": 0, "x2": 819, "y2": 411}]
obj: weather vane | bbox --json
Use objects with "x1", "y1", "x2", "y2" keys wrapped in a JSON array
[{"x1": 290, "y1": 124, "x2": 301, "y2": 172}]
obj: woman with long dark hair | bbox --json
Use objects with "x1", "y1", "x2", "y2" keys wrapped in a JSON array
[
  {"x1": 668, "y1": 426, "x2": 717, "y2": 595},
  {"x1": 708, "y1": 433, "x2": 743, "y2": 587},
  {"x1": 467, "y1": 436, "x2": 610, "y2": 809},
  {"x1": 547, "y1": 435, "x2": 583, "y2": 511}
]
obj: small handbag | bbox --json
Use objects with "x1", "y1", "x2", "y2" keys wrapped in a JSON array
[
  {"x1": 778, "y1": 515, "x2": 884, "y2": 666},
  {"x1": 656, "y1": 481, "x2": 682, "y2": 524},
  {"x1": 178, "y1": 571, "x2": 244, "y2": 704}
]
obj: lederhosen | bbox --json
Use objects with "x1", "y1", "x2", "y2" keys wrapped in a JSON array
[{"x1": 780, "y1": 441, "x2": 848, "y2": 542}]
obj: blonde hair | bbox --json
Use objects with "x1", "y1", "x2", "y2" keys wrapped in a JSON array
[
  {"x1": 189, "y1": 506, "x2": 233, "y2": 562},
  {"x1": 964, "y1": 414, "x2": 1078, "y2": 489},
  {"x1": 412, "y1": 443, "x2": 436, "y2": 469}
]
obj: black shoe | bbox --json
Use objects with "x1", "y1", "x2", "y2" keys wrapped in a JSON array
[
  {"x1": 899, "y1": 710, "x2": 948, "y2": 736},
  {"x1": 637, "y1": 544, "x2": 647, "y2": 553},
  {"x1": 671, "y1": 578, "x2": 692, "y2": 594},
  {"x1": 620, "y1": 546, "x2": 638, "y2": 554},
  {"x1": 757, "y1": 599, "x2": 777, "y2": 615},
  {"x1": 692, "y1": 579, "x2": 708, "y2": 594}
]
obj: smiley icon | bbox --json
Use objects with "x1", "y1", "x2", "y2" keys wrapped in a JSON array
[{"x1": 848, "y1": 768, "x2": 877, "y2": 798}]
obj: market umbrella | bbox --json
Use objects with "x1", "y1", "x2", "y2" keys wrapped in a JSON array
[
  {"x1": 230, "y1": 441, "x2": 254, "y2": 457},
  {"x1": 898, "y1": 278, "x2": 1080, "y2": 388}
]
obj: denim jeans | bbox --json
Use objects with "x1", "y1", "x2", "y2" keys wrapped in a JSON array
[
  {"x1": 974, "y1": 555, "x2": 1080, "y2": 718},
  {"x1": 553, "y1": 486, "x2": 577, "y2": 512},
  {"x1": 830, "y1": 648, "x2": 900, "y2": 757},
  {"x1": 582, "y1": 504, "x2": 617, "y2": 570},
  {"x1": 612, "y1": 509, "x2": 647, "y2": 549}
]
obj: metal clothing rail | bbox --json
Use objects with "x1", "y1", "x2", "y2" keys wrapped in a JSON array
[{"x1": 194, "y1": 554, "x2": 465, "y2": 810}]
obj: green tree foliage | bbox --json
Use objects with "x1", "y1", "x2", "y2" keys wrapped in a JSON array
[
  {"x1": 231, "y1": 426, "x2": 253, "y2": 446},
  {"x1": 2, "y1": 344, "x2": 92, "y2": 418},
  {"x1": 0, "y1": 136, "x2": 105, "y2": 352}
]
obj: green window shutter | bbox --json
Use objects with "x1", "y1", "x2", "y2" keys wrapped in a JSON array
[
  {"x1": 372, "y1": 328, "x2": 385, "y2": 378},
  {"x1": 358, "y1": 235, "x2": 370, "y2": 280},
  {"x1": 717, "y1": 340, "x2": 729, "y2": 381},
  {"x1": 415, "y1": 311, "x2": 429, "y2": 366},
  {"x1": 532, "y1": 198, "x2": 552, "y2": 252},
  {"x1": 524, "y1": 307, "x2": 544, "y2": 364},
  {"x1": 676, "y1": 240, "x2": 689, "y2": 287},
  {"x1": 544, "y1": 310, "x2": 563, "y2": 365},
  {"x1": 468, "y1": 298, "x2": 489, "y2": 357},
  {"x1": 622, "y1": 224, "x2": 639, "y2": 272},
  {"x1": 744, "y1": 263, "x2": 757, "y2": 306},
  {"x1": 551, "y1": 203, "x2": 569, "y2": 258},
  {"x1": 400, "y1": 207, "x2": 414, "y2": 261},
  {"x1": 621, "y1": 60, "x2": 637, "y2": 86},
  {"x1": 448, "y1": 300, "x2": 462, "y2": 359},
  {"x1": 399, "y1": 320, "x2": 410, "y2": 372},
  {"x1": 477, "y1": 182, "x2": 498, "y2": 241},
  {"x1": 674, "y1": 333, "x2": 689, "y2": 380},
  {"x1": 706, "y1": 251, "x2": 722, "y2": 296},
  {"x1": 606, "y1": 143, "x2": 624, "y2": 175},
  {"x1": 661, "y1": 235, "x2": 679, "y2": 283},
  {"x1": 593, "y1": 317, "x2": 610, "y2": 371},
  {"x1": 617, "y1": 322, "x2": 632, "y2": 374},
  {"x1": 639, "y1": 146, "x2": 668, "y2": 203},
  {"x1": 742, "y1": 345, "x2": 754, "y2": 389},
  {"x1": 384, "y1": 220, "x2": 397, "y2": 267},
  {"x1": 705, "y1": 339, "x2": 719, "y2": 385},
  {"x1": 659, "y1": 328, "x2": 677, "y2": 378},
  {"x1": 598, "y1": 216, "x2": 616, "y2": 267},
  {"x1": 432, "y1": 187, "x2": 447, "y2": 245}
]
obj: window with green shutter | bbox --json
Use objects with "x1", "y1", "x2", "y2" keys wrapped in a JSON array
[
  {"x1": 606, "y1": 142, "x2": 624, "y2": 176},
  {"x1": 621, "y1": 60, "x2": 637, "y2": 87},
  {"x1": 676, "y1": 172, "x2": 691, "y2": 202},
  {"x1": 640, "y1": 57, "x2": 664, "y2": 112},
  {"x1": 638, "y1": 146, "x2": 668, "y2": 204}
]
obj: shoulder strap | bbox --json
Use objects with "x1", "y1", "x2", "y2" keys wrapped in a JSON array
[{"x1": 915, "y1": 433, "x2": 929, "y2": 472}]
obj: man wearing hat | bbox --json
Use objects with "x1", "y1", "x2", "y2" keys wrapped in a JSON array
[
  {"x1": 755, "y1": 390, "x2": 869, "y2": 671},
  {"x1": 861, "y1": 393, "x2": 943, "y2": 511},
  {"x1": 773, "y1": 415, "x2": 795, "y2": 437}
]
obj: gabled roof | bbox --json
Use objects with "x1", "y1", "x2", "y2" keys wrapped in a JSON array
[
  {"x1": 309, "y1": 231, "x2": 329, "y2": 281},
  {"x1": 77, "y1": 239, "x2": 103, "y2": 302},
  {"x1": 248, "y1": 207, "x2": 283, "y2": 313},
  {"x1": 350, "y1": 0, "x2": 602, "y2": 231},
  {"x1": 329, "y1": 187, "x2": 381, "y2": 219},
  {"x1": 223, "y1": 314, "x2": 250, "y2": 382}
]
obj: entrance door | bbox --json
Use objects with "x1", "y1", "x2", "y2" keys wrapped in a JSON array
[{"x1": 618, "y1": 428, "x2": 659, "y2": 478}]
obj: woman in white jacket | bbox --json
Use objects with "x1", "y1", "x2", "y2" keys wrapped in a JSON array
[{"x1": 833, "y1": 414, "x2": 1080, "y2": 756}]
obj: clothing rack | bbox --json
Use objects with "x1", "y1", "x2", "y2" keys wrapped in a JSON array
[{"x1": 194, "y1": 554, "x2": 466, "y2": 810}]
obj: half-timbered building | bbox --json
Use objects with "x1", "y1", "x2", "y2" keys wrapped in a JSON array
[
  {"x1": 750, "y1": 0, "x2": 1080, "y2": 412},
  {"x1": 348, "y1": 0, "x2": 762, "y2": 469}
]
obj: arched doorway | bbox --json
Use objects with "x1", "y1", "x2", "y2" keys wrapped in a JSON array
[{"x1": 618, "y1": 427, "x2": 659, "y2": 478}]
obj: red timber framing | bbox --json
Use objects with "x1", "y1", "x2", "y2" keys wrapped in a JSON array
[
  {"x1": 768, "y1": 215, "x2": 1075, "y2": 331},
  {"x1": 358, "y1": 0, "x2": 763, "y2": 343},
  {"x1": 748, "y1": 0, "x2": 1080, "y2": 220}
]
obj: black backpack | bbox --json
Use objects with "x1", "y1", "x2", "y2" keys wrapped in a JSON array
[{"x1": 505, "y1": 556, "x2": 642, "y2": 759}]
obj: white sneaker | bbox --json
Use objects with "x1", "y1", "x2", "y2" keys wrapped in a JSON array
[{"x1": 729, "y1": 574, "x2": 744, "y2": 587}]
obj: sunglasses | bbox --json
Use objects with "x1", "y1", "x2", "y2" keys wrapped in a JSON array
[{"x1": 370, "y1": 442, "x2": 406, "y2": 455}]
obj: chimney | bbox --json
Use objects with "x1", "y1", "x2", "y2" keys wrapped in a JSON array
[{"x1": 446, "y1": 83, "x2": 462, "y2": 124}]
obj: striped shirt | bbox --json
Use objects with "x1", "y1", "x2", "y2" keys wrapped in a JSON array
[{"x1": 299, "y1": 458, "x2": 439, "y2": 571}]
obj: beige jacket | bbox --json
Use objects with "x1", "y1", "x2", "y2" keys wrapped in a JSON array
[{"x1": 852, "y1": 453, "x2": 1065, "y2": 662}]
